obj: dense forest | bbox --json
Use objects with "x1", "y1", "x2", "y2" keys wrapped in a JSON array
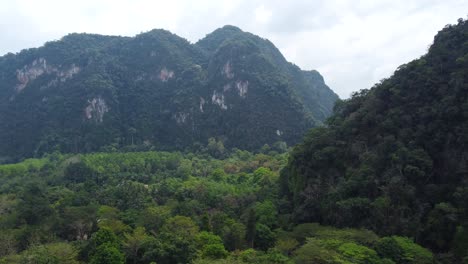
[
  {"x1": 0, "y1": 146, "x2": 433, "y2": 264},
  {"x1": 281, "y1": 18, "x2": 468, "y2": 263},
  {"x1": 0, "y1": 25, "x2": 337, "y2": 161}
]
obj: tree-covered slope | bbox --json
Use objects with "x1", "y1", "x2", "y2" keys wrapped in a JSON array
[
  {"x1": 0, "y1": 26, "x2": 338, "y2": 161},
  {"x1": 280, "y1": 19, "x2": 468, "y2": 262}
]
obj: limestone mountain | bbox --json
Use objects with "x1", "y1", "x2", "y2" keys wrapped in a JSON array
[{"x1": 0, "y1": 26, "x2": 338, "y2": 160}]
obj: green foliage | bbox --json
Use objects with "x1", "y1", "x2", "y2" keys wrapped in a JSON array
[
  {"x1": 0, "y1": 137, "x2": 434, "y2": 263},
  {"x1": 254, "y1": 224, "x2": 276, "y2": 251},
  {"x1": 122, "y1": 227, "x2": 151, "y2": 264},
  {"x1": 90, "y1": 244, "x2": 125, "y2": 264},
  {"x1": 137, "y1": 205, "x2": 171, "y2": 233},
  {"x1": 155, "y1": 215, "x2": 200, "y2": 264},
  {"x1": 294, "y1": 238, "x2": 391, "y2": 264},
  {"x1": 423, "y1": 202, "x2": 458, "y2": 251},
  {"x1": 196, "y1": 231, "x2": 224, "y2": 247},
  {"x1": 201, "y1": 243, "x2": 229, "y2": 259},
  {"x1": 453, "y1": 225, "x2": 468, "y2": 260},
  {"x1": 376, "y1": 236, "x2": 433, "y2": 264},
  {"x1": 246, "y1": 208, "x2": 256, "y2": 248},
  {"x1": 230, "y1": 248, "x2": 290, "y2": 264},
  {"x1": 290, "y1": 223, "x2": 378, "y2": 246},
  {"x1": 255, "y1": 200, "x2": 277, "y2": 228},
  {"x1": 0, "y1": 242, "x2": 80, "y2": 264},
  {"x1": 337, "y1": 242, "x2": 382, "y2": 264},
  {"x1": 92, "y1": 228, "x2": 118, "y2": 246},
  {"x1": 163, "y1": 215, "x2": 200, "y2": 238},
  {"x1": 275, "y1": 237, "x2": 299, "y2": 256},
  {"x1": 281, "y1": 18, "x2": 468, "y2": 261},
  {"x1": 16, "y1": 183, "x2": 53, "y2": 225}
]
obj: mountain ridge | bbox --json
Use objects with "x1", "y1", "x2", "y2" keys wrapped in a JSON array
[{"x1": 0, "y1": 25, "x2": 338, "y2": 161}]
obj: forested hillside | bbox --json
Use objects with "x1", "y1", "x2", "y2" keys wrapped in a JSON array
[
  {"x1": 281, "y1": 18, "x2": 468, "y2": 263},
  {"x1": 0, "y1": 25, "x2": 338, "y2": 161}
]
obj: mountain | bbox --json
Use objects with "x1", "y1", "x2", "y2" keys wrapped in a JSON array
[
  {"x1": 280, "y1": 19, "x2": 468, "y2": 261},
  {"x1": 0, "y1": 26, "x2": 338, "y2": 161}
]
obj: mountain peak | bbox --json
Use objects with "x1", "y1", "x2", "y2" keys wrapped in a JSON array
[
  {"x1": 218, "y1": 25, "x2": 243, "y2": 32},
  {"x1": 195, "y1": 25, "x2": 246, "y2": 52}
]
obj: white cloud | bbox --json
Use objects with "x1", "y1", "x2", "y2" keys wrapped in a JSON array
[
  {"x1": 255, "y1": 5, "x2": 272, "y2": 24},
  {"x1": 0, "y1": 0, "x2": 466, "y2": 98}
]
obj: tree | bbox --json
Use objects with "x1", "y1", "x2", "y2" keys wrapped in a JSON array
[
  {"x1": 16, "y1": 183, "x2": 53, "y2": 225},
  {"x1": 91, "y1": 228, "x2": 120, "y2": 248},
  {"x1": 254, "y1": 224, "x2": 276, "y2": 251},
  {"x1": 162, "y1": 215, "x2": 199, "y2": 238},
  {"x1": 90, "y1": 244, "x2": 125, "y2": 264},
  {"x1": 255, "y1": 200, "x2": 277, "y2": 228},
  {"x1": 294, "y1": 238, "x2": 387, "y2": 264},
  {"x1": 64, "y1": 161, "x2": 94, "y2": 183},
  {"x1": 252, "y1": 167, "x2": 273, "y2": 184},
  {"x1": 260, "y1": 144, "x2": 271, "y2": 154},
  {"x1": 5, "y1": 242, "x2": 81, "y2": 264},
  {"x1": 88, "y1": 228, "x2": 124, "y2": 264},
  {"x1": 209, "y1": 168, "x2": 227, "y2": 182},
  {"x1": 97, "y1": 206, "x2": 130, "y2": 235},
  {"x1": 376, "y1": 236, "x2": 433, "y2": 264},
  {"x1": 196, "y1": 232, "x2": 228, "y2": 259},
  {"x1": 272, "y1": 141, "x2": 288, "y2": 153},
  {"x1": 61, "y1": 205, "x2": 97, "y2": 241},
  {"x1": 245, "y1": 208, "x2": 256, "y2": 248},
  {"x1": 128, "y1": 127, "x2": 137, "y2": 145},
  {"x1": 422, "y1": 203, "x2": 458, "y2": 251},
  {"x1": 137, "y1": 206, "x2": 171, "y2": 233},
  {"x1": 207, "y1": 138, "x2": 225, "y2": 159},
  {"x1": 155, "y1": 216, "x2": 200, "y2": 264},
  {"x1": 453, "y1": 225, "x2": 468, "y2": 261},
  {"x1": 123, "y1": 227, "x2": 151, "y2": 264},
  {"x1": 0, "y1": 230, "x2": 17, "y2": 257},
  {"x1": 337, "y1": 242, "x2": 382, "y2": 264},
  {"x1": 275, "y1": 238, "x2": 299, "y2": 256},
  {"x1": 222, "y1": 222, "x2": 246, "y2": 251}
]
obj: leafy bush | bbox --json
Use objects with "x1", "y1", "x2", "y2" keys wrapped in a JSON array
[{"x1": 376, "y1": 236, "x2": 433, "y2": 264}]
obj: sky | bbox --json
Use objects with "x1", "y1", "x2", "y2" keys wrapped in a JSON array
[{"x1": 0, "y1": 0, "x2": 466, "y2": 98}]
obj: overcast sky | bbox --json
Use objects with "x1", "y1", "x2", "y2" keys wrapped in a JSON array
[{"x1": 0, "y1": 0, "x2": 466, "y2": 98}]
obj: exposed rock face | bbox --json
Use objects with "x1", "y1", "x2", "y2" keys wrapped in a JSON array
[
  {"x1": 222, "y1": 61, "x2": 234, "y2": 79},
  {"x1": 235, "y1": 80, "x2": 248, "y2": 98},
  {"x1": 44, "y1": 64, "x2": 81, "y2": 89},
  {"x1": 159, "y1": 68, "x2": 174, "y2": 82},
  {"x1": 15, "y1": 58, "x2": 80, "y2": 92},
  {"x1": 212, "y1": 91, "x2": 227, "y2": 110},
  {"x1": 173, "y1": 112, "x2": 189, "y2": 124},
  {"x1": 16, "y1": 58, "x2": 51, "y2": 92},
  {"x1": 84, "y1": 97, "x2": 109, "y2": 123},
  {"x1": 199, "y1": 97, "x2": 205, "y2": 112},
  {"x1": 57, "y1": 64, "x2": 81, "y2": 81},
  {"x1": 223, "y1": 83, "x2": 231, "y2": 92}
]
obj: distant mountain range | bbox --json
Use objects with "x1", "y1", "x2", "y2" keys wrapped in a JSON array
[{"x1": 0, "y1": 25, "x2": 338, "y2": 160}]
